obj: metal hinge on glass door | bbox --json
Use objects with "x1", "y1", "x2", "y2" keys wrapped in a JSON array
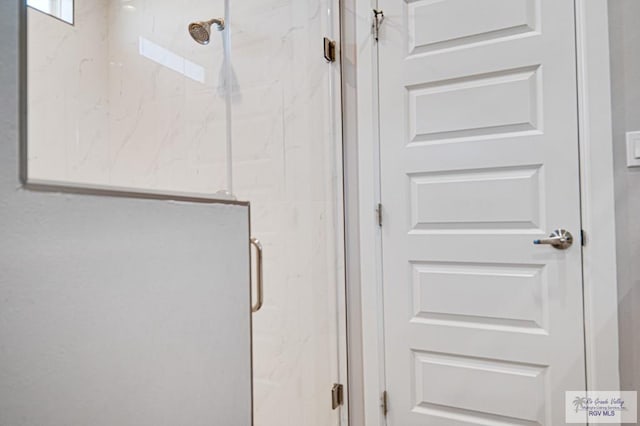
[
  {"x1": 323, "y1": 37, "x2": 336, "y2": 62},
  {"x1": 381, "y1": 390, "x2": 388, "y2": 416},
  {"x1": 331, "y1": 383, "x2": 344, "y2": 409},
  {"x1": 373, "y1": 9, "x2": 384, "y2": 42}
]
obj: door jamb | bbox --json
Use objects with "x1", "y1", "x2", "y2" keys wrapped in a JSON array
[
  {"x1": 341, "y1": 1, "x2": 621, "y2": 425},
  {"x1": 574, "y1": 0, "x2": 621, "y2": 395}
]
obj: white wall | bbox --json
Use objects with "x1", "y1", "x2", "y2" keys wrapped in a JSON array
[
  {"x1": 608, "y1": 0, "x2": 640, "y2": 396},
  {"x1": 339, "y1": 1, "x2": 368, "y2": 424}
]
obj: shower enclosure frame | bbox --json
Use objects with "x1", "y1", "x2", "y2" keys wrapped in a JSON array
[{"x1": 19, "y1": 0, "x2": 354, "y2": 423}]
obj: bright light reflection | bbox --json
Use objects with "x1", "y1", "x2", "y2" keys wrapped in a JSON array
[
  {"x1": 27, "y1": 0, "x2": 74, "y2": 24},
  {"x1": 139, "y1": 37, "x2": 205, "y2": 84}
]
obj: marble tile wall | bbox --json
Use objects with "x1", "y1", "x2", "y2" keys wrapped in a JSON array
[
  {"x1": 106, "y1": 0, "x2": 230, "y2": 194},
  {"x1": 28, "y1": 0, "x2": 230, "y2": 195},
  {"x1": 28, "y1": 1, "x2": 110, "y2": 185},
  {"x1": 229, "y1": 2, "x2": 343, "y2": 425}
]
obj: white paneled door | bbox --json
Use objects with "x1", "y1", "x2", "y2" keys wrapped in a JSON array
[{"x1": 378, "y1": 0, "x2": 586, "y2": 425}]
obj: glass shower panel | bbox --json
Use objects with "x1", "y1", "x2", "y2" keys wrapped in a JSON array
[
  {"x1": 229, "y1": 1, "x2": 345, "y2": 425},
  {"x1": 27, "y1": 0, "x2": 232, "y2": 197}
]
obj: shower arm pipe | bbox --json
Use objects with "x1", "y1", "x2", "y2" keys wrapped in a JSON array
[{"x1": 206, "y1": 18, "x2": 225, "y2": 30}]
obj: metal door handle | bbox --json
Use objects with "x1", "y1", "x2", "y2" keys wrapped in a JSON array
[
  {"x1": 533, "y1": 229, "x2": 573, "y2": 250},
  {"x1": 250, "y1": 238, "x2": 264, "y2": 313}
]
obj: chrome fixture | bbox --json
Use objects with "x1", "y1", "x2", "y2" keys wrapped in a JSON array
[
  {"x1": 188, "y1": 18, "x2": 225, "y2": 45},
  {"x1": 533, "y1": 229, "x2": 574, "y2": 250},
  {"x1": 250, "y1": 238, "x2": 264, "y2": 313}
]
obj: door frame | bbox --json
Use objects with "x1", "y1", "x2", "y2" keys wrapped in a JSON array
[{"x1": 341, "y1": 1, "x2": 620, "y2": 425}]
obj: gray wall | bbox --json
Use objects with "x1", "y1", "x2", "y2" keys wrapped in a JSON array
[
  {"x1": 0, "y1": 2, "x2": 253, "y2": 425},
  {"x1": 609, "y1": 0, "x2": 640, "y2": 394}
]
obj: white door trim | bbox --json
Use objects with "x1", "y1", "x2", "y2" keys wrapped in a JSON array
[
  {"x1": 341, "y1": 1, "x2": 620, "y2": 425},
  {"x1": 574, "y1": 0, "x2": 621, "y2": 395},
  {"x1": 341, "y1": 0, "x2": 385, "y2": 424}
]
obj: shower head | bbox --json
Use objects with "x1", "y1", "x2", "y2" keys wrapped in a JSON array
[{"x1": 188, "y1": 18, "x2": 225, "y2": 45}]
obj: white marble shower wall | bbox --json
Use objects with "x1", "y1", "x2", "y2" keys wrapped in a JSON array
[
  {"x1": 230, "y1": 1, "x2": 344, "y2": 426},
  {"x1": 27, "y1": 0, "x2": 110, "y2": 184},
  {"x1": 28, "y1": 0, "x2": 231, "y2": 195},
  {"x1": 106, "y1": 0, "x2": 230, "y2": 193}
]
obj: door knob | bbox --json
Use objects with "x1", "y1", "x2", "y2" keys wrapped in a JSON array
[{"x1": 533, "y1": 229, "x2": 573, "y2": 250}]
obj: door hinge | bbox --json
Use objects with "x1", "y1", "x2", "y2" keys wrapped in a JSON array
[
  {"x1": 382, "y1": 390, "x2": 388, "y2": 416},
  {"x1": 323, "y1": 37, "x2": 336, "y2": 62},
  {"x1": 331, "y1": 383, "x2": 344, "y2": 409},
  {"x1": 373, "y1": 9, "x2": 385, "y2": 42},
  {"x1": 581, "y1": 229, "x2": 586, "y2": 246},
  {"x1": 376, "y1": 203, "x2": 383, "y2": 227}
]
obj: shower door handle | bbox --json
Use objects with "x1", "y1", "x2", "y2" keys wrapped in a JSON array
[{"x1": 251, "y1": 238, "x2": 264, "y2": 313}]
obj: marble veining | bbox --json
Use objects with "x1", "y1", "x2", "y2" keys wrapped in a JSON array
[
  {"x1": 230, "y1": 2, "x2": 343, "y2": 425},
  {"x1": 28, "y1": 0, "x2": 230, "y2": 194}
]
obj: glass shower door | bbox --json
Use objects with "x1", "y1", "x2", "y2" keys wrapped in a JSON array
[
  {"x1": 27, "y1": 0, "x2": 347, "y2": 423},
  {"x1": 228, "y1": 1, "x2": 347, "y2": 425}
]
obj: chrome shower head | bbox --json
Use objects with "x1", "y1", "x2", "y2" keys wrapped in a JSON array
[{"x1": 188, "y1": 18, "x2": 225, "y2": 45}]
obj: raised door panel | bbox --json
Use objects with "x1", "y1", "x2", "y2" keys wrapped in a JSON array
[{"x1": 408, "y1": 0, "x2": 538, "y2": 55}]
